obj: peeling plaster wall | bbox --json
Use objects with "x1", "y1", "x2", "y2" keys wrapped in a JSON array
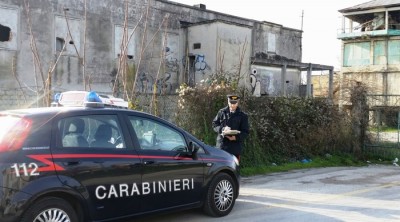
[
  {"x1": 253, "y1": 22, "x2": 302, "y2": 61},
  {"x1": 216, "y1": 22, "x2": 252, "y2": 83},
  {"x1": 0, "y1": 0, "x2": 302, "y2": 110},
  {"x1": 188, "y1": 23, "x2": 218, "y2": 83},
  {"x1": 388, "y1": 73, "x2": 400, "y2": 94},
  {"x1": 187, "y1": 22, "x2": 252, "y2": 86},
  {"x1": 250, "y1": 65, "x2": 300, "y2": 96}
]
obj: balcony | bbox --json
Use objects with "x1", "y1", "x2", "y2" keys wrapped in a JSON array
[
  {"x1": 338, "y1": 10, "x2": 400, "y2": 40},
  {"x1": 338, "y1": 29, "x2": 400, "y2": 39}
]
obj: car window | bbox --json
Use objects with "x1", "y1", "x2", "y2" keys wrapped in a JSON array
[
  {"x1": 23, "y1": 117, "x2": 51, "y2": 149},
  {"x1": 0, "y1": 115, "x2": 50, "y2": 152},
  {"x1": 58, "y1": 115, "x2": 126, "y2": 149},
  {"x1": 129, "y1": 116, "x2": 187, "y2": 152}
]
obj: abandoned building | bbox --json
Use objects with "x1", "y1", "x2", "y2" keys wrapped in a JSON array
[
  {"x1": 338, "y1": 0, "x2": 400, "y2": 126},
  {"x1": 0, "y1": 0, "x2": 333, "y2": 110}
]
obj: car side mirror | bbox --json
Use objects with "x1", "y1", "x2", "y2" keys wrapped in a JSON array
[{"x1": 188, "y1": 141, "x2": 199, "y2": 158}]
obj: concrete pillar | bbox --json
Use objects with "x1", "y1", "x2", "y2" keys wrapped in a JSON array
[
  {"x1": 281, "y1": 64, "x2": 287, "y2": 96},
  {"x1": 328, "y1": 69, "x2": 334, "y2": 102},
  {"x1": 385, "y1": 10, "x2": 389, "y2": 30},
  {"x1": 349, "y1": 19, "x2": 353, "y2": 32},
  {"x1": 307, "y1": 64, "x2": 312, "y2": 97},
  {"x1": 342, "y1": 16, "x2": 346, "y2": 33}
]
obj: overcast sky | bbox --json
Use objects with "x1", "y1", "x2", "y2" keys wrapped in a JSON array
[{"x1": 173, "y1": 0, "x2": 368, "y2": 71}]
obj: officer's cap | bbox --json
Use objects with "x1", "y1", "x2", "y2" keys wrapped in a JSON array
[{"x1": 227, "y1": 94, "x2": 240, "y2": 104}]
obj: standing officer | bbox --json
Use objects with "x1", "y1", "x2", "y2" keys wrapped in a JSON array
[{"x1": 212, "y1": 94, "x2": 249, "y2": 161}]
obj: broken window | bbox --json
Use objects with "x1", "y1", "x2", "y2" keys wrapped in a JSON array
[
  {"x1": 0, "y1": 7, "x2": 18, "y2": 50},
  {"x1": 373, "y1": 40, "x2": 385, "y2": 65},
  {"x1": 0, "y1": 24, "x2": 11, "y2": 42},
  {"x1": 388, "y1": 40, "x2": 400, "y2": 64},
  {"x1": 343, "y1": 42, "x2": 370, "y2": 67}
]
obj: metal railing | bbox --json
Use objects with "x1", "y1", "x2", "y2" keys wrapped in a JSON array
[
  {"x1": 367, "y1": 94, "x2": 400, "y2": 108},
  {"x1": 365, "y1": 95, "x2": 400, "y2": 157}
]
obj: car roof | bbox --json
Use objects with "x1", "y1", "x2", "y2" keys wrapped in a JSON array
[
  {"x1": 0, "y1": 107, "x2": 171, "y2": 125},
  {"x1": 0, "y1": 106, "x2": 138, "y2": 117}
]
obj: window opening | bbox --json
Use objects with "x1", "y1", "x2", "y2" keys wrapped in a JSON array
[
  {"x1": 0, "y1": 24, "x2": 11, "y2": 42},
  {"x1": 117, "y1": 54, "x2": 134, "y2": 60},
  {"x1": 56, "y1": 37, "x2": 65, "y2": 51},
  {"x1": 193, "y1": 43, "x2": 201, "y2": 49}
]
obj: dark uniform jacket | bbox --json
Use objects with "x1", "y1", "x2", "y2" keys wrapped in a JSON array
[{"x1": 212, "y1": 106, "x2": 249, "y2": 156}]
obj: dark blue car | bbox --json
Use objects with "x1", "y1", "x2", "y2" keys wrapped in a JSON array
[{"x1": 0, "y1": 92, "x2": 240, "y2": 222}]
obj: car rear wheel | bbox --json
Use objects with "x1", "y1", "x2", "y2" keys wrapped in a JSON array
[
  {"x1": 203, "y1": 173, "x2": 236, "y2": 217},
  {"x1": 21, "y1": 197, "x2": 78, "y2": 222}
]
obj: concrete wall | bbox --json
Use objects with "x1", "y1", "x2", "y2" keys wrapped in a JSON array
[
  {"x1": 187, "y1": 21, "x2": 252, "y2": 85},
  {"x1": 250, "y1": 65, "x2": 300, "y2": 96},
  {"x1": 0, "y1": 0, "x2": 302, "y2": 110},
  {"x1": 340, "y1": 35, "x2": 400, "y2": 100},
  {"x1": 253, "y1": 22, "x2": 302, "y2": 62}
]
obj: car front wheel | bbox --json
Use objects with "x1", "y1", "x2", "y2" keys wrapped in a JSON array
[
  {"x1": 21, "y1": 197, "x2": 79, "y2": 222},
  {"x1": 203, "y1": 173, "x2": 236, "y2": 217}
]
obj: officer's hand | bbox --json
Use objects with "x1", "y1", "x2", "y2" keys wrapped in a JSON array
[
  {"x1": 226, "y1": 135, "x2": 236, "y2": 141},
  {"x1": 222, "y1": 126, "x2": 231, "y2": 132}
]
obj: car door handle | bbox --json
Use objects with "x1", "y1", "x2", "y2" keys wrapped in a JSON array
[
  {"x1": 143, "y1": 160, "x2": 155, "y2": 165},
  {"x1": 65, "y1": 161, "x2": 80, "y2": 166}
]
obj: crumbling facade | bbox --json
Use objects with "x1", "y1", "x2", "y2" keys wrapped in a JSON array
[
  {"x1": 0, "y1": 0, "x2": 331, "y2": 110},
  {"x1": 338, "y1": 0, "x2": 400, "y2": 107}
]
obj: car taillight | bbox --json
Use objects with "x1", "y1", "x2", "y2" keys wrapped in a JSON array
[{"x1": 0, "y1": 118, "x2": 32, "y2": 152}]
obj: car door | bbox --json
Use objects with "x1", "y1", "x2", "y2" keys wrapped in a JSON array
[
  {"x1": 50, "y1": 111, "x2": 142, "y2": 220},
  {"x1": 127, "y1": 114, "x2": 205, "y2": 212}
]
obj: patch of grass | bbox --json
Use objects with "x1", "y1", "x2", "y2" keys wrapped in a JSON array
[
  {"x1": 363, "y1": 146, "x2": 400, "y2": 161},
  {"x1": 369, "y1": 126, "x2": 399, "y2": 133},
  {"x1": 240, "y1": 155, "x2": 366, "y2": 177}
]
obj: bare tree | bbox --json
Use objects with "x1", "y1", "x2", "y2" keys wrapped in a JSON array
[
  {"x1": 63, "y1": 6, "x2": 88, "y2": 90},
  {"x1": 24, "y1": 0, "x2": 46, "y2": 105},
  {"x1": 150, "y1": 15, "x2": 170, "y2": 115},
  {"x1": 130, "y1": 0, "x2": 151, "y2": 100},
  {"x1": 113, "y1": 0, "x2": 145, "y2": 100},
  {"x1": 23, "y1": 0, "x2": 74, "y2": 106},
  {"x1": 11, "y1": 55, "x2": 27, "y2": 103},
  {"x1": 236, "y1": 37, "x2": 248, "y2": 84}
]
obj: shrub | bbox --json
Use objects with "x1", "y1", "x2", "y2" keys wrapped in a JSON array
[{"x1": 175, "y1": 78, "x2": 353, "y2": 168}]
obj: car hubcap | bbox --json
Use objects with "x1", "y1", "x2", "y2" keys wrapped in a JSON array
[
  {"x1": 34, "y1": 208, "x2": 71, "y2": 222},
  {"x1": 214, "y1": 179, "x2": 234, "y2": 211}
]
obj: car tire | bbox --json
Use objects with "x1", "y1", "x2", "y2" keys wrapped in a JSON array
[
  {"x1": 203, "y1": 173, "x2": 236, "y2": 217},
  {"x1": 21, "y1": 197, "x2": 79, "y2": 222}
]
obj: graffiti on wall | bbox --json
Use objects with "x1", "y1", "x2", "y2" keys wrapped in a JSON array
[
  {"x1": 250, "y1": 73, "x2": 261, "y2": 96},
  {"x1": 138, "y1": 72, "x2": 172, "y2": 94},
  {"x1": 250, "y1": 69, "x2": 277, "y2": 96},
  {"x1": 111, "y1": 33, "x2": 181, "y2": 95},
  {"x1": 141, "y1": 44, "x2": 180, "y2": 94},
  {"x1": 194, "y1": 54, "x2": 209, "y2": 72},
  {"x1": 261, "y1": 73, "x2": 276, "y2": 95},
  {"x1": 250, "y1": 67, "x2": 300, "y2": 96},
  {"x1": 186, "y1": 54, "x2": 211, "y2": 86}
]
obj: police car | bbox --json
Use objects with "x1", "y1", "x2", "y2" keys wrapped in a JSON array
[{"x1": 0, "y1": 91, "x2": 240, "y2": 222}]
